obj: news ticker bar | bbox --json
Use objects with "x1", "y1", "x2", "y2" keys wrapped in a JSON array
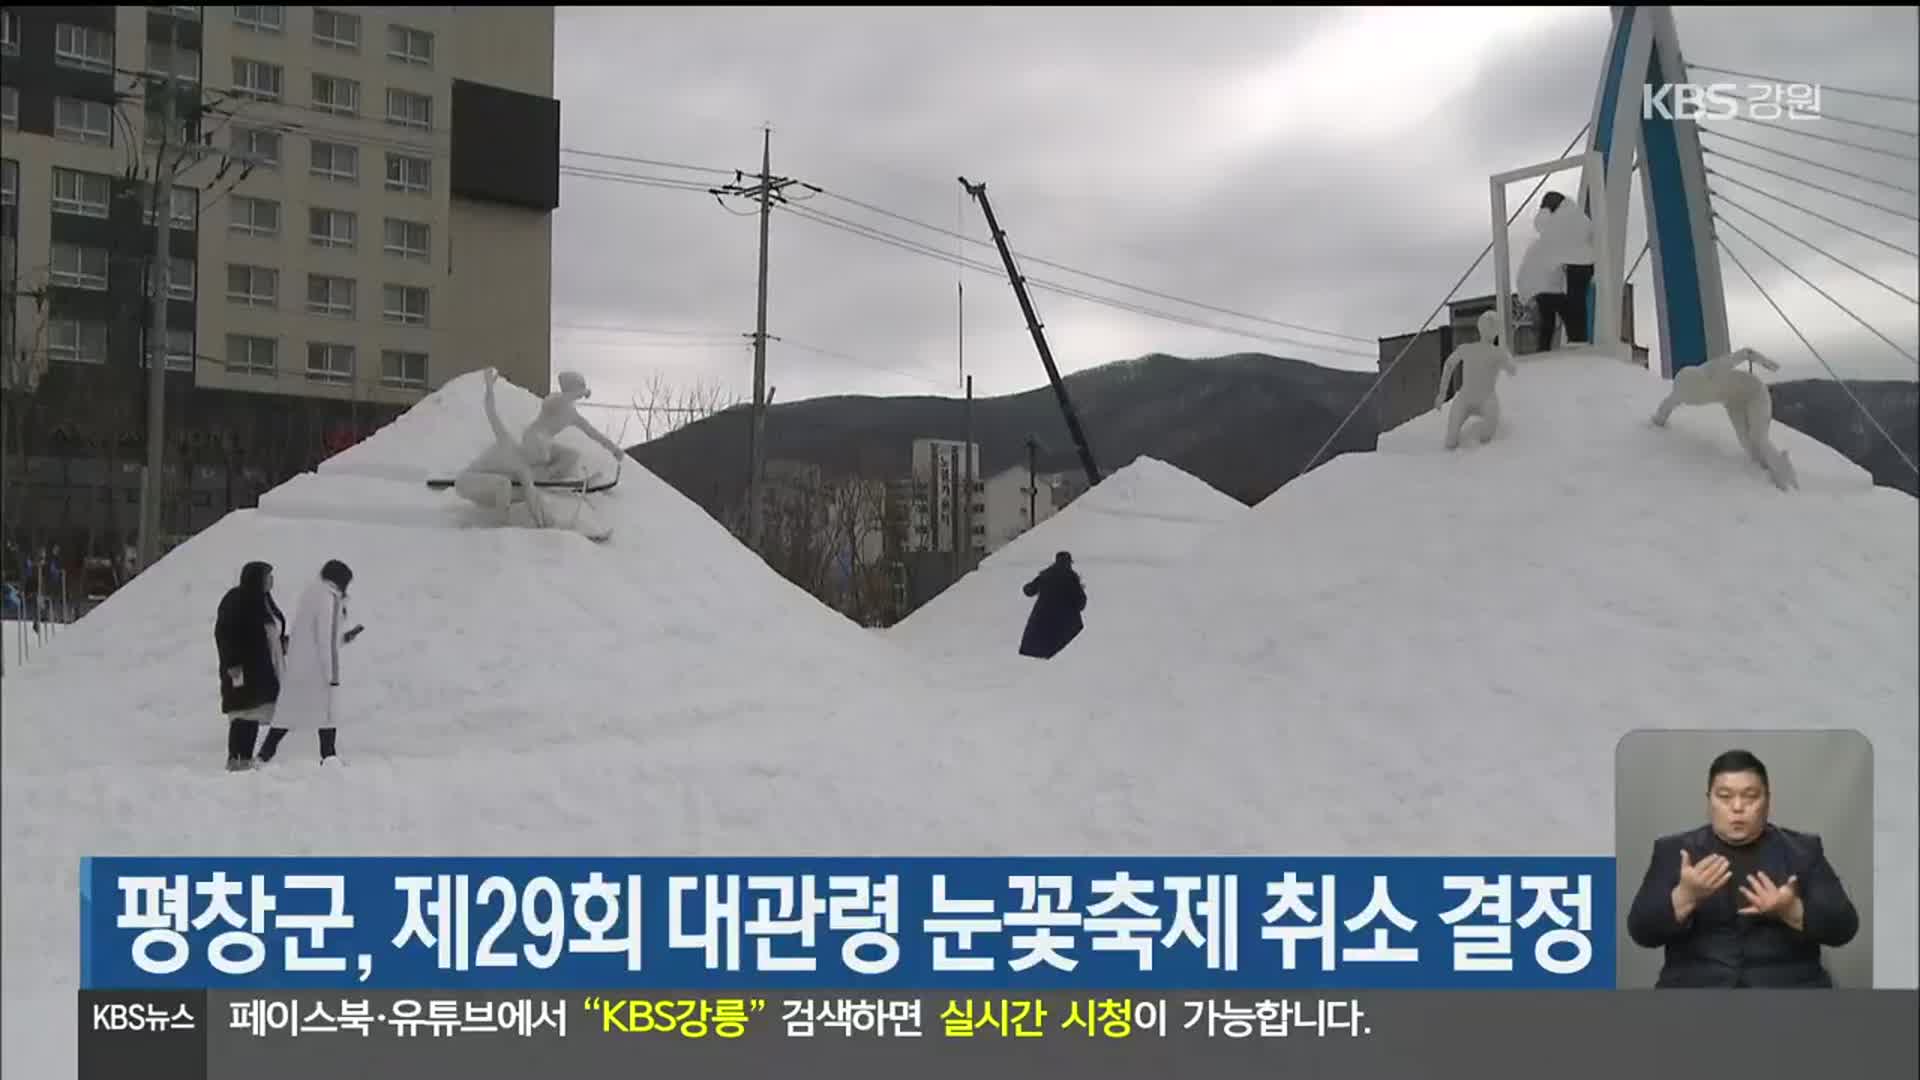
[{"x1": 82, "y1": 990, "x2": 1919, "y2": 1079}]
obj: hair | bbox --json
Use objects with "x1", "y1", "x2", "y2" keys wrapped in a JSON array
[
  {"x1": 1055, "y1": 551, "x2": 1073, "y2": 564},
  {"x1": 1541, "y1": 191, "x2": 1567, "y2": 211},
  {"x1": 320, "y1": 559, "x2": 354, "y2": 592},
  {"x1": 1708, "y1": 749, "x2": 1769, "y2": 790}
]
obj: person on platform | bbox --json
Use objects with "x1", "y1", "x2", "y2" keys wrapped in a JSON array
[
  {"x1": 262, "y1": 560, "x2": 363, "y2": 765},
  {"x1": 1018, "y1": 551, "x2": 1087, "y2": 659},
  {"x1": 1516, "y1": 191, "x2": 1595, "y2": 352},
  {"x1": 214, "y1": 561, "x2": 287, "y2": 771},
  {"x1": 1626, "y1": 749, "x2": 1860, "y2": 987}
]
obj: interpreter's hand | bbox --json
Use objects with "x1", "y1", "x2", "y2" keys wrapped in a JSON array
[
  {"x1": 227, "y1": 667, "x2": 244, "y2": 687},
  {"x1": 1737, "y1": 871, "x2": 1799, "y2": 919},
  {"x1": 1676, "y1": 849, "x2": 1733, "y2": 902},
  {"x1": 484, "y1": 367, "x2": 498, "y2": 387}
]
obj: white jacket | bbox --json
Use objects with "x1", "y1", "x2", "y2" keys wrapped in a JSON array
[{"x1": 278, "y1": 577, "x2": 348, "y2": 730}]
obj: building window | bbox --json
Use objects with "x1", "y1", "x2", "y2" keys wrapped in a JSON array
[
  {"x1": 226, "y1": 334, "x2": 277, "y2": 376},
  {"x1": 306, "y1": 274, "x2": 356, "y2": 318},
  {"x1": 227, "y1": 264, "x2": 278, "y2": 308},
  {"x1": 233, "y1": 6, "x2": 284, "y2": 34},
  {"x1": 151, "y1": 256, "x2": 195, "y2": 301},
  {"x1": 1, "y1": 86, "x2": 16, "y2": 131},
  {"x1": 147, "y1": 40, "x2": 200, "y2": 84},
  {"x1": 231, "y1": 126, "x2": 281, "y2": 168},
  {"x1": 383, "y1": 218, "x2": 430, "y2": 261},
  {"x1": 140, "y1": 184, "x2": 198, "y2": 229},
  {"x1": 54, "y1": 24, "x2": 114, "y2": 73},
  {"x1": 0, "y1": 159, "x2": 16, "y2": 207},
  {"x1": 382, "y1": 284, "x2": 429, "y2": 326},
  {"x1": 52, "y1": 168, "x2": 112, "y2": 218},
  {"x1": 309, "y1": 208, "x2": 357, "y2": 249},
  {"x1": 385, "y1": 89, "x2": 433, "y2": 130},
  {"x1": 50, "y1": 244, "x2": 110, "y2": 291},
  {"x1": 54, "y1": 98, "x2": 114, "y2": 146},
  {"x1": 230, "y1": 195, "x2": 280, "y2": 237},
  {"x1": 307, "y1": 343, "x2": 355, "y2": 384},
  {"x1": 313, "y1": 74, "x2": 360, "y2": 116},
  {"x1": 310, "y1": 140, "x2": 359, "y2": 183},
  {"x1": 149, "y1": 7, "x2": 201, "y2": 21},
  {"x1": 145, "y1": 108, "x2": 202, "y2": 148},
  {"x1": 49, "y1": 320, "x2": 110, "y2": 365},
  {"x1": 381, "y1": 350, "x2": 428, "y2": 390},
  {"x1": 387, "y1": 25, "x2": 434, "y2": 66},
  {"x1": 384, "y1": 153, "x2": 430, "y2": 194},
  {"x1": 147, "y1": 327, "x2": 195, "y2": 371},
  {"x1": 233, "y1": 59, "x2": 284, "y2": 102},
  {"x1": 313, "y1": 9, "x2": 361, "y2": 51},
  {"x1": 0, "y1": 11, "x2": 18, "y2": 55}
]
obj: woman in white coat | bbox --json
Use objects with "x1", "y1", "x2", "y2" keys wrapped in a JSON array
[
  {"x1": 1538, "y1": 191, "x2": 1595, "y2": 346},
  {"x1": 260, "y1": 559, "x2": 362, "y2": 764}
]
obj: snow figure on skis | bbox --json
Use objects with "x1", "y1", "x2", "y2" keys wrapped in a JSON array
[
  {"x1": 1437, "y1": 309, "x2": 1518, "y2": 450},
  {"x1": 1650, "y1": 346, "x2": 1798, "y2": 491},
  {"x1": 453, "y1": 368, "x2": 627, "y2": 527}
]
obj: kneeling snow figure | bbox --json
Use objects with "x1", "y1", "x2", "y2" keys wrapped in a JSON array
[
  {"x1": 454, "y1": 368, "x2": 626, "y2": 528},
  {"x1": 1438, "y1": 310, "x2": 1518, "y2": 450},
  {"x1": 1650, "y1": 347, "x2": 1798, "y2": 491}
]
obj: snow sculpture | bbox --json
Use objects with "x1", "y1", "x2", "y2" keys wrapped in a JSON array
[
  {"x1": 1650, "y1": 346, "x2": 1798, "y2": 490},
  {"x1": 453, "y1": 368, "x2": 627, "y2": 527},
  {"x1": 1437, "y1": 310, "x2": 1518, "y2": 450}
]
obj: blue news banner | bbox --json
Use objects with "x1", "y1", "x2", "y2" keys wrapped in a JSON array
[{"x1": 82, "y1": 857, "x2": 1614, "y2": 991}]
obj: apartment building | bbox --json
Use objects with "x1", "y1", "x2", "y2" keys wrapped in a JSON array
[{"x1": 1, "y1": 5, "x2": 558, "y2": 557}]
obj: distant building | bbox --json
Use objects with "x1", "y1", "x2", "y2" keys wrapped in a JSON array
[
  {"x1": 1375, "y1": 286, "x2": 1648, "y2": 432},
  {"x1": 981, "y1": 464, "x2": 1057, "y2": 552},
  {"x1": 903, "y1": 438, "x2": 985, "y2": 557}
]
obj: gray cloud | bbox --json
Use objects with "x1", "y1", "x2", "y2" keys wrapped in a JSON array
[{"x1": 550, "y1": 6, "x2": 1919, "y2": 418}]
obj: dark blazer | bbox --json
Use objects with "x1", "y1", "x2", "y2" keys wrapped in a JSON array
[{"x1": 1626, "y1": 823, "x2": 1860, "y2": 987}]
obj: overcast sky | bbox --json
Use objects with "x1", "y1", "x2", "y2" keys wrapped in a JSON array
[{"x1": 547, "y1": 5, "x2": 1919, "y2": 424}]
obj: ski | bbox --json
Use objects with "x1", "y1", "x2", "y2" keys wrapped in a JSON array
[{"x1": 426, "y1": 475, "x2": 619, "y2": 493}]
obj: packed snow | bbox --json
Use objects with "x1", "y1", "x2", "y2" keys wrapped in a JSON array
[
  {"x1": 4, "y1": 349, "x2": 1915, "y2": 1074},
  {"x1": 888, "y1": 456, "x2": 1246, "y2": 665}
]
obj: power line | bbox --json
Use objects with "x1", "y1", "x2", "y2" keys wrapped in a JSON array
[
  {"x1": 1700, "y1": 129, "x2": 1919, "y2": 197},
  {"x1": 1297, "y1": 123, "x2": 1594, "y2": 478},
  {"x1": 773, "y1": 199, "x2": 1379, "y2": 361},
  {"x1": 802, "y1": 183, "x2": 1378, "y2": 346},
  {"x1": 1706, "y1": 167, "x2": 1919, "y2": 258},
  {"x1": 1716, "y1": 236, "x2": 1918, "y2": 478},
  {"x1": 1712, "y1": 212, "x2": 1917, "y2": 366},
  {"x1": 1689, "y1": 64, "x2": 1920, "y2": 106},
  {"x1": 1722, "y1": 114, "x2": 1920, "y2": 164},
  {"x1": 1711, "y1": 190, "x2": 1920, "y2": 305},
  {"x1": 558, "y1": 166, "x2": 716, "y2": 194},
  {"x1": 559, "y1": 148, "x2": 735, "y2": 177},
  {"x1": 1703, "y1": 147, "x2": 1920, "y2": 222}
]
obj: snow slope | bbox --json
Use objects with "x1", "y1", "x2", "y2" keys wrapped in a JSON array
[
  {"x1": 4, "y1": 349, "x2": 1915, "y2": 1075},
  {"x1": 888, "y1": 456, "x2": 1246, "y2": 665}
]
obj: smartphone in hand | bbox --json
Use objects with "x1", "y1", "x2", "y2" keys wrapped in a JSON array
[{"x1": 343, "y1": 624, "x2": 366, "y2": 644}]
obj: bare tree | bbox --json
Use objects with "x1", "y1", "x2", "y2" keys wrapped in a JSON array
[{"x1": 2, "y1": 270, "x2": 53, "y2": 540}]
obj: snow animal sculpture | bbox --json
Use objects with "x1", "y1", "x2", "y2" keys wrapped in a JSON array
[
  {"x1": 452, "y1": 368, "x2": 628, "y2": 527},
  {"x1": 1437, "y1": 310, "x2": 1519, "y2": 450},
  {"x1": 1650, "y1": 346, "x2": 1798, "y2": 491}
]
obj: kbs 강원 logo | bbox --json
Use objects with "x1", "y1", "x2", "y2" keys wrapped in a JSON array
[{"x1": 1642, "y1": 82, "x2": 1821, "y2": 122}]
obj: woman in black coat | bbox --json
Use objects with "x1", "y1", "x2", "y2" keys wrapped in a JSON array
[
  {"x1": 215, "y1": 561, "x2": 288, "y2": 770},
  {"x1": 1019, "y1": 551, "x2": 1087, "y2": 659}
]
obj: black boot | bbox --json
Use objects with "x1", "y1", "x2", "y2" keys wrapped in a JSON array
[
  {"x1": 226, "y1": 717, "x2": 261, "y2": 769},
  {"x1": 318, "y1": 727, "x2": 338, "y2": 762},
  {"x1": 257, "y1": 726, "x2": 288, "y2": 763}
]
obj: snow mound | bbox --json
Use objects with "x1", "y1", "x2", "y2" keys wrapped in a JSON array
[
  {"x1": 1035, "y1": 346, "x2": 1918, "y2": 985},
  {"x1": 888, "y1": 456, "x2": 1245, "y2": 664}
]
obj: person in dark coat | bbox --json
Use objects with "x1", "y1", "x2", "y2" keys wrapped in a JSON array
[
  {"x1": 1626, "y1": 749, "x2": 1861, "y2": 987},
  {"x1": 215, "y1": 561, "x2": 288, "y2": 771},
  {"x1": 1018, "y1": 551, "x2": 1087, "y2": 659}
]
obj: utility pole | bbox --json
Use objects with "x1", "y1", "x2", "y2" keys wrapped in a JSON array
[
  {"x1": 712, "y1": 129, "x2": 797, "y2": 550},
  {"x1": 963, "y1": 376, "x2": 974, "y2": 572},
  {"x1": 137, "y1": 17, "x2": 180, "y2": 571},
  {"x1": 1026, "y1": 435, "x2": 1038, "y2": 532}
]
